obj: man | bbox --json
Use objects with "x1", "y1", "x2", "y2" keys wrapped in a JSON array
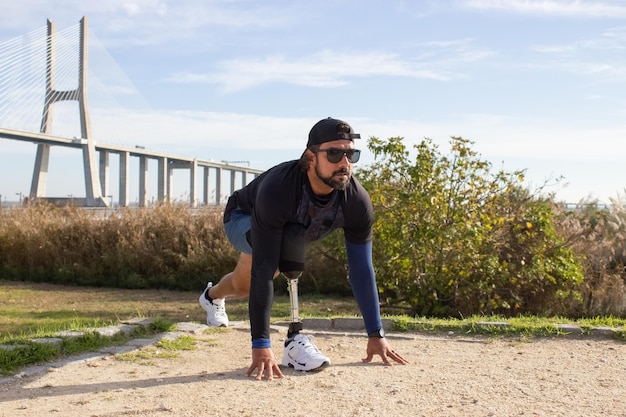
[{"x1": 199, "y1": 117, "x2": 408, "y2": 380}]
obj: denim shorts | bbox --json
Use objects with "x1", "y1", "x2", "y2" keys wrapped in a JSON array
[{"x1": 224, "y1": 209, "x2": 252, "y2": 254}]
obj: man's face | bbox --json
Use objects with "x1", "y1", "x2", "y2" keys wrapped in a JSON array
[{"x1": 312, "y1": 139, "x2": 355, "y2": 190}]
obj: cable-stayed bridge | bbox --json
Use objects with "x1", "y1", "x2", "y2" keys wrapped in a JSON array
[{"x1": 0, "y1": 17, "x2": 263, "y2": 207}]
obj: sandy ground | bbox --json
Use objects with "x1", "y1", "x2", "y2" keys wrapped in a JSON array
[{"x1": 1, "y1": 323, "x2": 625, "y2": 417}]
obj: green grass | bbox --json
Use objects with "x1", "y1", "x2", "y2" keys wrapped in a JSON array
[
  {"x1": 1, "y1": 281, "x2": 625, "y2": 375},
  {"x1": 394, "y1": 314, "x2": 626, "y2": 340},
  {"x1": 0, "y1": 320, "x2": 176, "y2": 376},
  {"x1": 157, "y1": 335, "x2": 197, "y2": 351},
  {"x1": 115, "y1": 346, "x2": 180, "y2": 363}
]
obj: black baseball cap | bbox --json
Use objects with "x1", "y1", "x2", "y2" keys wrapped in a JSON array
[{"x1": 307, "y1": 117, "x2": 361, "y2": 148}]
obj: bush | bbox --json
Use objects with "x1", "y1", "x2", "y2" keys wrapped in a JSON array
[
  {"x1": 554, "y1": 197, "x2": 626, "y2": 316},
  {"x1": 355, "y1": 136, "x2": 585, "y2": 317}
]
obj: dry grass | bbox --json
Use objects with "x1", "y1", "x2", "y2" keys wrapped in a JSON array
[{"x1": 0, "y1": 204, "x2": 239, "y2": 291}]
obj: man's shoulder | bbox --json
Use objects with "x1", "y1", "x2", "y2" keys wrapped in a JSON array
[
  {"x1": 264, "y1": 160, "x2": 301, "y2": 178},
  {"x1": 345, "y1": 176, "x2": 371, "y2": 201},
  {"x1": 257, "y1": 160, "x2": 303, "y2": 197},
  {"x1": 342, "y1": 177, "x2": 374, "y2": 242}
]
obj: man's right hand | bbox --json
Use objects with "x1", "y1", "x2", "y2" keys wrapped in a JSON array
[{"x1": 246, "y1": 348, "x2": 285, "y2": 381}]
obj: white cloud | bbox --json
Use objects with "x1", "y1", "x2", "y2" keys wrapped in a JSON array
[
  {"x1": 167, "y1": 43, "x2": 495, "y2": 92},
  {"x1": 532, "y1": 26, "x2": 626, "y2": 55},
  {"x1": 462, "y1": 0, "x2": 626, "y2": 17},
  {"x1": 90, "y1": 108, "x2": 313, "y2": 151},
  {"x1": 526, "y1": 27, "x2": 626, "y2": 81},
  {"x1": 168, "y1": 52, "x2": 451, "y2": 92},
  {"x1": 82, "y1": 105, "x2": 626, "y2": 164},
  {"x1": 1, "y1": 0, "x2": 288, "y2": 45}
]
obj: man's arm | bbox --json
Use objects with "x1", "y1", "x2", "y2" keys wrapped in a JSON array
[
  {"x1": 346, "y1": 240, "x2": 409, "y2": 366},
  {"x1": 249, "y1": 215, "x2": 282, "y2": 346},
  {"x1": 345, "y1": 240, "x2": 383, "y2": 334},
  {"x1": 245, "y1": 208, "x2": 285, "y2": 380}
]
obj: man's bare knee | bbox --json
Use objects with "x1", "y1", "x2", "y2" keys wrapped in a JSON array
[
  {"x1": 230, "y1": 271, "x2": 250, "y2": 296},
  {"x1": 230, "y1": 253, "x2": 252, "y2": 296}
]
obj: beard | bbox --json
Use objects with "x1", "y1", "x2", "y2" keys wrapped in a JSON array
[{"x1": 315, "y1": 164, "x2": 351, "y2": 190}]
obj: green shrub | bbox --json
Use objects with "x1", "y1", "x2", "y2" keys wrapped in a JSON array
[{"x1": 355, "y1": 136, "x2": 584, "y2": 317}]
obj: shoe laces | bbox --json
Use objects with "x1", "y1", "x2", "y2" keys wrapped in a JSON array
[
  {"x1": 294, "y1": 335, "x2": 321, "y2": 355},
  {"x1": 212, "y1": 300, "x2": 226, "y2": 317}
]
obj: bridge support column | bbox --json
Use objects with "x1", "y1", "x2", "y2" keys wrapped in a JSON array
[
  {"x1": 119, "y1": 151, "x2": 130, "y2": 207},
  {"x1": 99, "y1": 151, "x2": 109, "y2": 200},
  {"x1": 230, "y1": 170, "x2": 237, "y2": 197},
  {"x1": 82, "y1": 140, "x2": 105, "y2": 207},
  {"x1": 139, "y1": 156, "x2": 148, "y2": 207},
  {"x1": 167, "y1": 164, "x2": 175, "y2": 203},
  {"x1": 190, "y1": 159, "x2": 198, "y2": 207},
  {"x1": 215, "y1": 167, "x2": 222, "y2": 205},
  {"x1": 30, "y1": 144, "x2": 50, "y2": 199},
  {"x1": 157, "y1": 157, "x2": 168, "y2": 203},
  {"x1": 202, "y1": 167, "x2": 210, "y2": 205}
]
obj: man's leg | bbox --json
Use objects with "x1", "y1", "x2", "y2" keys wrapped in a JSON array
[
  {"x1": 276, "y1": 223, "x2": 330, "y2": 371},
  {"x1": 286, "y1": 276, "x2": 303, "y2": 339},
  {"x1": 208, "y1": 252, "x2": 252, "y2": 299},
  {"x1": 279, "y1": 272, "x2": 330, "y2": 372},
  {"x1": 199, "y1": 253, "x2": 251, "y2": 327}
]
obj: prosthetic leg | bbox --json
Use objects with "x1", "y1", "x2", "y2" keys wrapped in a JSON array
[
  {"x1": 279, "y1": 223, "x2": 306, "y2": 339},
  {"x1": 279, "y1": 223, "x2": 331, "y2": 371},
  {"x1": 285, "y1": 272, "x2": 303, "y2": 338}
]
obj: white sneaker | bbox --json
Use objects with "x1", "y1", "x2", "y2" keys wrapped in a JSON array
[
  {"x1": 282, "y1": 334, "x2": 330, "y2": 371},
  {"x1": 198, "y1": 282, "x2": 229, "y2": 327}
]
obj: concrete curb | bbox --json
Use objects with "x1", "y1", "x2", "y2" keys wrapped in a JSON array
[{"x1": 275, "y1": 317, "x2": 625, "y2": 339}]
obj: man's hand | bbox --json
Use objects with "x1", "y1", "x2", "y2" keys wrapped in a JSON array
[
  {"x1": 362, "y1": 337, "x2": 409, "y2": 366},
  {"x1": 246, "y1": 348, "x2": 285, "y2": 381}
]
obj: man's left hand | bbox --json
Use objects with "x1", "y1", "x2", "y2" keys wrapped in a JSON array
[{"x1": 362, "y1": 337, "x2": 409, "y2": 366}]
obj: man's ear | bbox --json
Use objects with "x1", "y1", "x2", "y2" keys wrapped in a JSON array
[{"x1": 306, "y1": 149, "x2": 316, "y2": 169}]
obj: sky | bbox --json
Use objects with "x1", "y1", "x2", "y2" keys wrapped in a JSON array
[{"x1": 1, "y1": 0, "x2": 626, "y2": 205}]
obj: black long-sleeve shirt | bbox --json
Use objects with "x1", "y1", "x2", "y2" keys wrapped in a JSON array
[{"x1": 224, "y1": 160, "x2": 382, "y2": 344}]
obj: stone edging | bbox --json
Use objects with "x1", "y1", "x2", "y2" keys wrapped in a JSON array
[
  {"x1": 279, "y1": 317, "x2": 625, "y2": 339},
  {"x1": 1, "y1": 317, "x2": 623, "y2": 385}
]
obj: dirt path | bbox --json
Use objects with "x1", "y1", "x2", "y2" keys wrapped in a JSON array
[{"x1": 1, "y1": 323, "x2": 625, "y2": 417}]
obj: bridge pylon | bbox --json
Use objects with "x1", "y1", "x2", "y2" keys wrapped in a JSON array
[{"x1": 30, "y1": 16, "x2": 105, "y2": 207}]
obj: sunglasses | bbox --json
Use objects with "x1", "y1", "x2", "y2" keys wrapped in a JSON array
[{"x1": 313, "y1": 148, "x2": 361, "y2": 163}]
